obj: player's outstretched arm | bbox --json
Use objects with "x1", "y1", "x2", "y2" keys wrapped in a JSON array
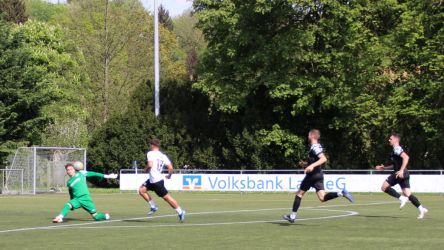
[
  {"x1": 84, "y1": 171, "x2": 118, "y2": 179},
  {"x1": 104, "y1": 173, "x2": 118, "y2": 179}
]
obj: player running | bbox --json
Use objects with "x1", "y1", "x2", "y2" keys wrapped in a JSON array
[
  {"x1": 138, "y1": 139, "x2": 185, "y2": 222},
  {"x1": 283, "y1": 129, "x2": 354, "y2": 223},
  {"x1": 52, "y1": 162, "x2": 118, "y2": 223},
  {"x1": 375, "y1": 133, "x2": 428, "y2": 219}
]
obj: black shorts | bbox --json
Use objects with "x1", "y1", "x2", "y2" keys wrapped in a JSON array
[
  {"x1": 300, "y1": 172, "x2": 324, "y2": 192},
  {"x1": 386, "y1": 171, "x2": 410, "y2": 189},
  {"x1": 142, "y1": 179, "x2": 169, "y2": 198}
]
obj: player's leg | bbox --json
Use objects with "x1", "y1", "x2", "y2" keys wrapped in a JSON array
[
  {"x1": 139, "y1": 181, "x2": 158, "y2": 214},
  {"x1": 381, "y1": 176, "x2": 408, "y2": 208},
  {"x1": 401, "y1": 179, "x2": 428, "y2": 219},
  {"x1": 81, "y1": 197, "x2": 110, "y2": 221},
  {"x1": 154, "y1": 180, "x2": 185, "y2": 222},
  {"x1": 283, "y1": 176, "x2": 310, "y2": 223},
  {"x1": 314, "y1": 176, "x2": 353, "y2": 203},
  {"x1": 283, "y1": 189, "x2": 306, "y2": 223},
  {"x1": 53, "y1": 199, "x2": 80, "y2": 223}
]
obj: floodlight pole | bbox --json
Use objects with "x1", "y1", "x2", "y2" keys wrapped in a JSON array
[{"x1": 154, "y1": 0, "x2": 160, "y2": 117}]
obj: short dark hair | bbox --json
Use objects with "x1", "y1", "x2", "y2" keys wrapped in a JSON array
[
  {"x1": 65, "y1": 163, "x2": 74, "y2": 169},
  {"x1": 391, "y1": 132, "x2": 401, "y2": 140},
  {"x1": 150, "y1": 138, "x2": 161, "y2": 147}
]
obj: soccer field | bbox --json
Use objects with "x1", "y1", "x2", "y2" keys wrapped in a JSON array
[{"x1": 0, "y1": 191, "x2": 443, "y2": 250}]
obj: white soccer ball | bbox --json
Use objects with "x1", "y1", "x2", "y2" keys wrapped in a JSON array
[{"x1": 72, "y1": 161, "x2": 84, "y2": 171}]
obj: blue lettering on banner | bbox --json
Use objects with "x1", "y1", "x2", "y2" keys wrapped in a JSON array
[
  {"x1": 201, "y1": 175, "x2": 347, "y2": 191},
  {"x1": 336, "y1": 177, "x2": 346, "y2": 189},
  {"x1": 182, "y1": 175, "x2": 202, "y2": 190},
  {"x1": 207, "y1": 176, "x2": 287, "y2": 191}
]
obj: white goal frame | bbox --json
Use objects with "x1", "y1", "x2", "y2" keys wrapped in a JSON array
[{"x1": 4, "y1": 147, "x2": 87, "y2": 195}]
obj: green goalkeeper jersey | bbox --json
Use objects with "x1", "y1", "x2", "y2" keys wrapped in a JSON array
[{"x1": 67, "y1": 171, "x2": 104, "y2": 198}]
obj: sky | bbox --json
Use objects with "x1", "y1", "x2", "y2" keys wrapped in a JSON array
[
  {"x1": 142, "y1": 0, "x2": 194, "y2": 17},
  {"x1": 48, "y1": 0, "x2": 194, "y2": 17}
]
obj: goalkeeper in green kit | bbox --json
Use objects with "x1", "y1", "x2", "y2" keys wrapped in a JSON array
[{"x1": 52, "y1": 161, "x2": 118, "y2": 223}]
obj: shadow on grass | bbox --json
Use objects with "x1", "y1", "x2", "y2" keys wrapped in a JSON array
[
  {"x1": 61, "y1": 218, "x2": 94, "y2": 222},
  {"x1": 268, "y1": 222, "x2": 310, "y2": 227},
  {"x1": 357, "y1": 215, "x2": 402, "y2": 219},
  {"x1": 121, "y1": 219, "x2": 150, "y2": 223}
]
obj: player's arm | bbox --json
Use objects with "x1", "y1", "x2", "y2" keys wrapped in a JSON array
[
  {"x1": 144, "y1": 160, "x2": 153, "y2": 173},
  {"x1": 375, "y1": 164, "x2": 393, "y2": 170},
  {"x1": 305, "y1": 153, "x2": 327, "y2": 173},
  {"x1": 165, "y1": 163, "x2": 174, "y2": 179},
  {"x1": 395, "y1": 152, "x2": 409, "y2": 178},
  {"x1": 85, "y1": 171, "x2": 118, "y2": 179}
]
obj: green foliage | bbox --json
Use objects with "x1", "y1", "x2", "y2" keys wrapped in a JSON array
[
  {"x1": 0, "y1": 20, "x2": 88, "y2": 164},
  {"x1": 59, "y1": 0, "x2": 187, "y2": 127},
  {"x1": 158, "y1": 4, "x2": 173, "y2": 31},
  {"x1": 0, "y1": 0, "x2": 27, "y2": 23},
  {"x1": 193, "y1": 0, "x2": 443, "y2": 169},
  {"x1": 173, "y1": 9, "x2": 207, "y2": 80},
  {"x1": 25, "y1": 0, "x2": 67, "y2": 23}
]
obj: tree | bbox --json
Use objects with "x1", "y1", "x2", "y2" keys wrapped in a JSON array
[
  {"x1": 88, "y1": 78, "x2": 221, "y2": 172},
  {"x1": 0, "y1": 20, "x2": 88, "y2": 164},
  {"x1": 158, "y1": 4, "x2": 173, "y2": 31},
  {"x1": 173, "y1": 9, "x2": 206, "y2": 81},
  {"x1": 193, "y1": 0, "x2": 443, "y2": 169},
  {"x1": 24, "y1": 0, "x2": 67, "y2": 23},
  {"x1": 0, "y1": 0, "x2": 27, "y2": 23},
  {"x1": 59, "y1": 0, "x2": 187, "y2": 128}
]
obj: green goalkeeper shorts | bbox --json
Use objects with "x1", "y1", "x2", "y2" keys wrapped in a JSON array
[{"x1": 68, "y1": 196, "x2": 97, "y2": 214}]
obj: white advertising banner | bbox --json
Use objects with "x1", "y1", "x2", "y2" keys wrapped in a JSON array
[{"x1": 120, "y1": 173, "x2": 444, "y2": 193}]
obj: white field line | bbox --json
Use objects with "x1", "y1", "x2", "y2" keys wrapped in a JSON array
[
  {"x1": 0, "y1": 201, "x2": 396, "y2": 234},
  {"x1": 67, "y1": 209, "x2": 359, "y2": 229}
]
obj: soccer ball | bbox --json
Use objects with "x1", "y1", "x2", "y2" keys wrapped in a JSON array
[{"x1": 72, "y1": 161, "x2": 84, "y2": 171}]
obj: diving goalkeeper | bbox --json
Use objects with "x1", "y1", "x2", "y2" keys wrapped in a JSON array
[{"x1": 52, "y1": 162, "x2": 118, "y2": 223}]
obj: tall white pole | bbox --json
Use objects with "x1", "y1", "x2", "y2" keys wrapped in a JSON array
[{"x1": 154, "y1": 0, "x2": 160, "y2": 117}]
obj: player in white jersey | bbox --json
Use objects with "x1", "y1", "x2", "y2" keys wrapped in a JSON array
[{"x1": 138, "y1": 139, "x2": 185, "y2": 222}]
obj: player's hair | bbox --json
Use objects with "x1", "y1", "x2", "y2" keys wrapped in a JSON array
[
  {"x1": 150, "y1": 138, "x2": 161, "y2": 147},
  {"x1": 65, "y1": 163, "x2": 74, "y2": 169},
  {"x1": 391, "y1": 132, "x2": 401, "y2": 140},
  {"x1": 309, "y1": 129, "x2": 321, "y2": 139}
]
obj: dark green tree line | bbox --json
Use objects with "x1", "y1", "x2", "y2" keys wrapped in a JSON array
[{"x1": 192, "y1": 0, "x2": 443, "y2": 169}]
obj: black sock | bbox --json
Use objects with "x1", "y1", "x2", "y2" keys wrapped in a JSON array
[
  {"x1": 324, "y1": 192, "x2": 339, "y2": 202},
  {"x1": 408, "y1": 195, "x2": 421, "y2": 208},
  {"x1": 292, "y1": 196, "x2": 302, "y2": 212},
  {"x1": 384, "y1": 187, "x2": 401, "y2": 199}
]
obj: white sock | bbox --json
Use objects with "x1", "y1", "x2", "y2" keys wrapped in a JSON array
[
  {"x1": 399, "y1": 195, "x2": 407, "y2": 200},
  {"x1": 175, "y1": 207, "x2": 183, "y2": 214},
  {"x1": 290, "y1": 212, "x2": 296, "y2": 219},
  {"x1": 149, "y1": 200, "x2": 157, "y2": 208},
  {"x1": 337, "y1": 191, "x2": 343, "y2": 197},
  {"x1": 418, "y1": 205, "x2": 424, "y2": 211},
  {"x1": 58, "y1": 214, "x2": 64, "y2": 218}
]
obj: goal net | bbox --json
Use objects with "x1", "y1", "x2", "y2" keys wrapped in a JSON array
[{"x1": 3, "y1": 147, "x2": 86, "y2": 195}]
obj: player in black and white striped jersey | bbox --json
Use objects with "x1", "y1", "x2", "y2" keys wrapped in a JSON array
[
  {"x1": 375, "y1": 133, "x2": 428, "y2": 219},
  {"x1": 283, "y1": 129, "x2": 354, "y2": 223}
]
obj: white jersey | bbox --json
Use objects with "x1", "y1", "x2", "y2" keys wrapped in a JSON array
[{"x1": 147, "y1": 150, "x2": 172, "y2": 183}]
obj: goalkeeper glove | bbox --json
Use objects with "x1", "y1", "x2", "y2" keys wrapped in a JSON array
[{"x1": 104, "y1": 173, "x2": 118, "y2": 179}]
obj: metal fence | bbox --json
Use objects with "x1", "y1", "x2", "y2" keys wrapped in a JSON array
[{"x1": 120, "y1": 169, "x2": 444, "y2": 175}]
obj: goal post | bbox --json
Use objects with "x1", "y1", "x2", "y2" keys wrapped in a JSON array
[{"x1": 4, "y1": 147, "x2": 87, "y2": 195}]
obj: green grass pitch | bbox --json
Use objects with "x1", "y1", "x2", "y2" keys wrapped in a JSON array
[{"x1": 1, "y1": 191, "x2": 443, "y2": 250}]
